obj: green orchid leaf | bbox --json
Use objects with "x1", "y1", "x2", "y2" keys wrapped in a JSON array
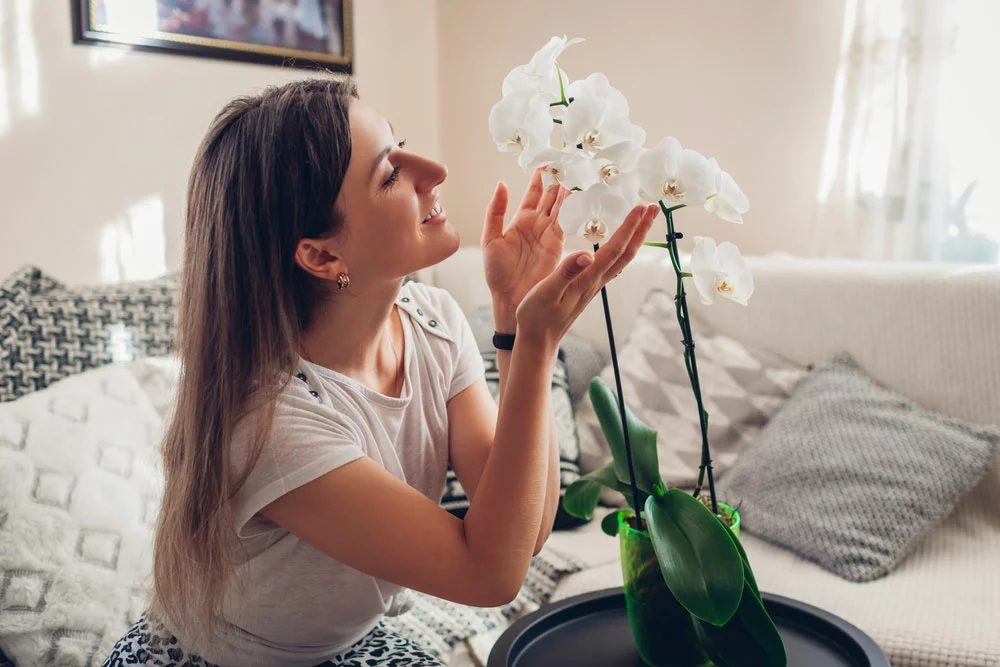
[
  {"x1": 693, "y1": 576, "x2": 786, "y2": 667},
  {"x1": 562, "y1": 462, "x2": 623, "y2": 520},
  {"x1": 719, "y1": 513, "x2": 759, "y2": 598},
  {"x1": 588, "y1": 377, "x2": 663, "y2": 496},
  {"x1": 601, "y1": 510, "x2": 621, "y2": 537},
  {"x1": 645, "y1": 490, "x2": 744, "y2": 626},
  {"x1": 642, "y1": 242, "x2": 671, "y2": 248}
]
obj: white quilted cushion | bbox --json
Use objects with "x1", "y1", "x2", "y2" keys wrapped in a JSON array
[{"x1": 0, "y1": 364, "x2": 162, "y2": 666}]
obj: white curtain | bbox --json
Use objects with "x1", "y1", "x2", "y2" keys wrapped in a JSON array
[{"x1": 813, "y1": 0, "x2": 1000, "y2": 263}]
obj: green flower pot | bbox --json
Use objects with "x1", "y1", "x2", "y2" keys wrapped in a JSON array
[{"x1": 618, "y1": 503, "x2": 741, "y2": 667}]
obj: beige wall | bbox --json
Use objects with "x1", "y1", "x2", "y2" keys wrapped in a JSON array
[
  {"x1": 1, "y1": 0, "x2": 843, "y2": 285},
  {"x1": 438, "y1": 0, "x2": 845, "y2": 257},
  {"x1": 0, "y1": 0, "x2": 439, "y2": 284}
]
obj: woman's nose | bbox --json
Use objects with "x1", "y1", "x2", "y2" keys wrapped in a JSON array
[{"x1": 416, "y1": 157, "x2": 448, "y2": 193}]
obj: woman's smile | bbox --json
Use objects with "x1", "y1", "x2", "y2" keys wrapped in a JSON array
[{"x1": 422, "y1": 201, "x2": 447, "y2": 225}]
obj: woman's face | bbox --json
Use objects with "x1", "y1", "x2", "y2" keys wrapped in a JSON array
[{"x1": 327, "y1": 99, "x2": 458, "y2": 288}]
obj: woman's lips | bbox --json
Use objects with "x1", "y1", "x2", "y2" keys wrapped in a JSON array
[{"x1": 422, "y1": 203, "x2": 447, "y2": 225}]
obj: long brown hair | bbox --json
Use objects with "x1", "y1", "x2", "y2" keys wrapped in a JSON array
[{"x1": 149, "y1": 77, "x2": 359, "y2": 644}]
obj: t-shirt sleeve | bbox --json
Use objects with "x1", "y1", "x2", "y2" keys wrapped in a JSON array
[
  {"x1": 447, "y1": 296, "x2": 487, "y2": 400},
  {"x1": 230, "y1": 386, "x2": 365, "y2": 538}
]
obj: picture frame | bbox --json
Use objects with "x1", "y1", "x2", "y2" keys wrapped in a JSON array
[{"x1": 72, "y1": 0, "x2": 352, "y2": 72}]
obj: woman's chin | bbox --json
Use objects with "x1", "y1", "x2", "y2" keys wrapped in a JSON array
[
  {"x1": 430, "y1": 222, "x2": 461, "y2": 251},
  {"x1": 409, "y1": 224, "x2": 461, "y2": 273}
]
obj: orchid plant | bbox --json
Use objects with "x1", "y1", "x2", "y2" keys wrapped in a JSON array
[{"x1": 491, "y1": 37, "x2": 783, "y2": 667}]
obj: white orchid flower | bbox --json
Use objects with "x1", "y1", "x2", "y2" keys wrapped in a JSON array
[
  {"x1": 690, "y1": 236, "x2": 754, "y2": 306},
  {"x1": 559, "y1": 184, "x2": 633, "y2": 243},
  {"x1": 502, "y1": 35, "x2": 583, "y2": 103},
  {"x1": 530, "y1": 148, "x2": 599, "y2": 191},
  {"x1": 593, "y1": 124, "x2": 644, "y2": 182},
  {"x1": 604, "y1": 169, "x2": 642, "y2": 208},
  {"x1": 637, "y1": 137, "x2": 715, "y2": 205},
  {"x1": 561, "y1": 74, "x2": 635, "y2": 157},
  {"x1": 703, "y1": 158, "x2": 750, "y2": 223},
  {"x1": 489, "y1": 91, "x2": 554, "y2": 171}
]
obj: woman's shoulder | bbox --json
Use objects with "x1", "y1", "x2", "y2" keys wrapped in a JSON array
[
  {"x1": 228, "y1": 371, "x2": 361, "y2": 471},
  {"x1": 234, "y1": 369, "x2": 357, "y2": 441}
]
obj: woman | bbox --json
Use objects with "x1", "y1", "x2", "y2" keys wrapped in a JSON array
[{"x1": 104, "y1": 77, "x2": 657, "y2": 666}]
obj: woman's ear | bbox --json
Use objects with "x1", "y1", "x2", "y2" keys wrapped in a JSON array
[{"x1": 294, "y1": 238, "x2": 347, "y2": 280}]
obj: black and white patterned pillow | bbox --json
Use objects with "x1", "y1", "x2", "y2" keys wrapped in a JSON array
[
  {"x1": 576, "y1": 289, "x2": 808, "y2": 490},
  {"x1": 0, "y1": 266, "x2": 179, "y2": 403},
  {"x1": 440, "y1": 350, "x2": 588, "y2": 530}
]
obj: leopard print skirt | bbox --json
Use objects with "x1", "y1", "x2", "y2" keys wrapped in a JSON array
[{"x1": 103, "y1": 615, "x2": 446, "y2": 666}]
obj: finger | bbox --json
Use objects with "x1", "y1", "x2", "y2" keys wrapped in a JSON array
[
  {"x1": 603, "y1": 204, "x2": 659, "y2": 279},
  {"x1": 581, "y1": 204, "x2": 649, "y2": 277},
  {"x1": 537, "y1": 183, "x2": 561, "y2": 216},
  {"x1": 533, "y1": 250, "x2": 595, "y2": 301},
  {"x1": 534, "y1": 186, "x2": 570, "y2": 236},
  {"x1": 549, "y1": 186, "x2": 572, "y2": 220},
  {"x1": 517, "y1": 168, "x2": 545, "y2": 212},
  {"x1": 482, "y1": 181, "x2": 508, "y2": 247}
]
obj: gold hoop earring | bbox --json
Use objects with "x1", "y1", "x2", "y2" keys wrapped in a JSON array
[{"x1": 336, "y1": 272, "x2": 351, "y2": 291}]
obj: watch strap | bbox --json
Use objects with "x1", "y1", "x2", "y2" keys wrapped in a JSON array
[{"x1": 492, "y1": 332, "x2": 516, "y2": 351}]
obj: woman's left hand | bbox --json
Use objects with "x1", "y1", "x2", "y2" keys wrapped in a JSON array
[{"x1": 482, "y1": 168, "x2": 570, "y2": 326}]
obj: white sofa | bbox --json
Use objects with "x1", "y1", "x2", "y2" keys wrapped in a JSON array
[{"x1": 423, "y1": 247, "x2": 1000, "y2": 667}]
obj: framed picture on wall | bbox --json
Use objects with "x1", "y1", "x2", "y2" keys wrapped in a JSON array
[{"x1": 72, "y1": 0, "x2": 352, "y2": 72}]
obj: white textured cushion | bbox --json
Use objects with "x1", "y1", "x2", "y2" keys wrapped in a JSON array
[
  {"x1": 127, "y1": 356, "x2": 181, "y2": 420},
  {"x1": 0, "y1": 364, "x2": 162, "y2": 666}
]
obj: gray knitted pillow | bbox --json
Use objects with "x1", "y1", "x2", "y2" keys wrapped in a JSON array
[{"x1": 719, "y1": 352, "x2": 1000, "y2": 582}]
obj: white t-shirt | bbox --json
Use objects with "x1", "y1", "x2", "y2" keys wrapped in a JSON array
[{"x1": 197, "y1": 282, "x2": 485, "y2": 667}]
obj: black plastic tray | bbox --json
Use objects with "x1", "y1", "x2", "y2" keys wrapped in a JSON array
[{"x1": 489, "y1": 587, "x2": 889, "y2": 667}]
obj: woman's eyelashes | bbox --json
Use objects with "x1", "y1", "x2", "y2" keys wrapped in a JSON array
[
  {"x1": 382, "y1": 139, "x2": 408, "y2": 189},
  {"x1": 383, "y1": 165, "x2": 400, "y2": 188}
]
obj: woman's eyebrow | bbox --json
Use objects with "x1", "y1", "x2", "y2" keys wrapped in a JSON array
[
  {"x1": 369, "y1": 120, "x2": 397, "y2": 181},
  {"x1": 370, "y1": 145, "x2": 393, "y2": 181}
]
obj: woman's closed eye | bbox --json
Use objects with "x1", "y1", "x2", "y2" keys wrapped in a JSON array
[
  {"x1": 383, "y1": 166, "x2": 400, "y2": 188},
  {"x1": 382, "y1": 139, "x2": 408, "y2": 189}
]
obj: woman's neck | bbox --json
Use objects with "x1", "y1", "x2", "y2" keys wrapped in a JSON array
[{"x1": 298, "y1": 280, "x2": 406, "y2": 393}]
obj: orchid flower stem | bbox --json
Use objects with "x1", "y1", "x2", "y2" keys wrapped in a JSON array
[
  {"x1": 594, "y1": 242, "x2": 645, "y2": 530},
  {"x1": 657, "y1": 203, "x2": 718, "y2": 514}
]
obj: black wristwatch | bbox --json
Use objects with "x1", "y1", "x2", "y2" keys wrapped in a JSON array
[{"x1": 492, "y1": 332, "x2": 516, "y2": 351}]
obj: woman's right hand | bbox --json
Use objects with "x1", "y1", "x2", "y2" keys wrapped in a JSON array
[{"x1": 515, "y1": 203, "x2": 660, "y2": 350}]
